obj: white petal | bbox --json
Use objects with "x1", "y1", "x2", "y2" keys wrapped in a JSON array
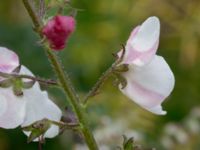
[
  {"x1": 120, "y1": 55, "x2": 174, "y2": 115},
  {"x1": 0, "y1": 47, "x2": 24, "y2": 129},
  {"x1": 123, "y1": 16, "x2": 160, "y2": 66},
  {"x1": 130, "y1": 16, "x2": 160, "y2": 52},
  {"x1": 0, "y1": 47, "x2": 19, "y2": 74},
  {"x1": 147, "y1": 105, "x2": 167, "y2": 115},
  {"x1": 0, "y1": 88, "x2": 26, "y2": 129},
  {"x1": 19, "y1": 66, "x2": 62, "y2": 139}
]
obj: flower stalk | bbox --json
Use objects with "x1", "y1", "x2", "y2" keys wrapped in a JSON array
[
  {"x1": 83, "y1": 45, "x2": 126, "y2": 104},
  {"x1": 0, "y1": 71, "x2": 58, "y2": 86},
  {"x1": 44, "y1": 47, "x2": 98, "y2": 149},
  {"x1": 22, "y1": 0, "x2": 99, "y2": 149},
  {"x1": 83, "y1": 61, "x2": 117, "y2": 104}
]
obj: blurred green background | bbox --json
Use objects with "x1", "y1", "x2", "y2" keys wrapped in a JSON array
[{"x1": 1, "y1": 0, "x2": 200, "y2": 150}]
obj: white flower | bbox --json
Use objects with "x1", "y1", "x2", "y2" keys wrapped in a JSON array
[
  {"x1": 0, "y1": 47, "x2": 62, "y2": 140},
  {"x1": 119, "y1": 17, "x2": 175, "y2": 115}
]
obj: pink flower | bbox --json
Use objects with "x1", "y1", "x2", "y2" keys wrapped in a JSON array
[
  {"x1": 42, "y1": 15, "x2": 75, "y2": 51},
  {"x1": 0, "y1": 47, "x2": 62, "y2": 140},
  {"x1": 119, "y1": 17, "x2": 175, "y2": 115}
]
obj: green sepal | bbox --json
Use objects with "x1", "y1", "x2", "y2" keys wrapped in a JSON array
[
  {"x1": 13, "y1": 79, "x2": 23, "y2": 96},
  {"x1": 113, "y1": 73, "x2": 127, "y2": 89},
  {"x1": 0, "y1": 72, "x2": 12, "y2": 78},
  {"x1": 22, "y1": 119, "x2": 51, "y2": 143},
  {"x1": 124, "y1": 137, "x2": 134, "y2": 150},
  {"x1": 0, "y1": 79, "x2": 13, "y2": 88},
  {"x1": 114, "y1": 64, "x2": 129, "y2": 73},
  {"x1": 123, "y1": 135, "x2": 134, "y2": 150},
  {"x1": 22, "y1": 80, "x2": 36, "y2": 89},
  {"x1": 12, "y1": 65, "x2": 21, "y2": 73}
]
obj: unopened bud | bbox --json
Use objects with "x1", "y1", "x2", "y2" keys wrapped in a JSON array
[{"x1": 42, "y1": 15, "x2": 75, "y2": 51}]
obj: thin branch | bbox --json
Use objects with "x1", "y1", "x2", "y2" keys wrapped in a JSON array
[
  {"x1": 22, "y1": 0, "x2": 43, "y2": 36},
  {"x1": 22, "y1": 1, "x2": 99, "y2": 149},
  {"x1": 39, "y1": 0, "x2": 46, "y2": 19},
  {"x1": 0, "y1": 71, "x2": 58, "y2": 86},
  {"x1": 83, "y1": 45, "x2": 126, "y2": 104},
  {"x1": 83, "y1": 63, "x2": 114, "y2": 104},
  {"x1": 50, "y1": 119, "x2": 79, "y2": 127}
]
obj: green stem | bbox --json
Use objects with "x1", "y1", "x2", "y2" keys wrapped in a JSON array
[
  {"x1": 83, "y1": 64, "x2": 114, "y2": 104},
  {"x1": 0, "y1": 71, "x2": 58, "y2": 86},
  {"x1": 22, "y1": 0, "x2": 99, "y2": 149},
  {"x1": 49, "y1": 120, "x2": 79, "y2": 130},
  {"x1": 45, "y1": 47, "x2": 98, "y2": 149},
  {"x1": 22, "y1": 0, "x2": 42, "y2": 33},
  {"x1": 83, "y1": 45, "x2": 126, "y2": 104}
]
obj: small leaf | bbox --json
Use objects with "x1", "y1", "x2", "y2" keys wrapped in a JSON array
[
  {"x1": 114, "y1": 64, "x2": 129, "y2": 73},
  {"x1": 23, "y1": 126, "x2": 34, "y2": 132},
  {"x1": 22, "y1": 80, "x2": 36, "y2": 89},
  {"x1": 22, "y1": 118, "x2": 51, "y2": 143},
  {"x1": 0, "y1": 79, "x2": 13, "y2": 88},
  {"x1": 113, "y1": 73, "x2": 127, "y2": 89},
  {"x1": 122, "y1": 135, "x2": 128, "y2": 146},
  {"x1": 0, "y1": 72, "x2": 12, "y2": 78},
  {"x1": 27, "y1": 129, "x2": 44, "y2": 143},
  {"x1": 12, "y1": 65, "x2": 21, "y2": 73},
  {"x1": 124, "y1": 137, "x2": 134, "y2": 150}
]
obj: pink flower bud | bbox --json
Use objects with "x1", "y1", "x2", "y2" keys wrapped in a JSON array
[{"x1": 42, "y1": 15, "x2": 75, "y2": 51}]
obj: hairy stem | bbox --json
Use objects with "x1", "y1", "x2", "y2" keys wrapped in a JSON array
[
  {"x1": 83, "y1": 47, "x2": 125, "y2": 104},
  {"x1": 0, "y1": 71, "x2": 58, "y2": 86},
  {"x1": 22, "y1": 0, "x2": 42, "y2": 34},
  {"x1": 45, "y1": 48, "x2": 98, "y2": 149},
  {"x1": 22, "y1": 0, "x2": 99, "y2": 149},
  {"x1": 83, "y1": 63, "x2": 115, "y2": 104}
]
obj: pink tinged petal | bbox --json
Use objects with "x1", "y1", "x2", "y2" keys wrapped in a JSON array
[
  {"x1": 127, "y1": 26, "x2": 140, "y2": 44},
  {"x1": 0, "y1": 65, "x2": 38, "y2": 129},
  {"x1": 0, "y1": 47, "x2": 19, "y2": 74},
  {"x1": 0, "y1": 88, "x2": 26, "y2": 129},
  {"x1": 19, "y1": 66, "x2": 62, "y2": 139},
  {"x1": 123, "y1": 16, "x2": 160, "y2": 66},
  {"x1": 120, "y1": 55, "x2": 175, "y2": 115}
]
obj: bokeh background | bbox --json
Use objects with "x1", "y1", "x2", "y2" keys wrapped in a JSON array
[{"x1": 1, "y1": 0, "x2": 200, "y2": 150}]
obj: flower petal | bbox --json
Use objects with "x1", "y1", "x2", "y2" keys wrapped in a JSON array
[
  {"x1": 0, "y1": 47, "x2": 19, "y2": 74},
  {"x1": 0, "y1": 47, "x2": 25, "y2": 129},
  {"x1": 19, "y1": 66, "x2": 62, "y2": 139},
  {"x1": 120, "y1": 55, "x2": 174, "y2": 115},
  {"x1": 0, "y1": 88, "x2": 26, "y2": 129},
  {"x1": 123, "y1": 16, "x2": 160, "y2": 66}
]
